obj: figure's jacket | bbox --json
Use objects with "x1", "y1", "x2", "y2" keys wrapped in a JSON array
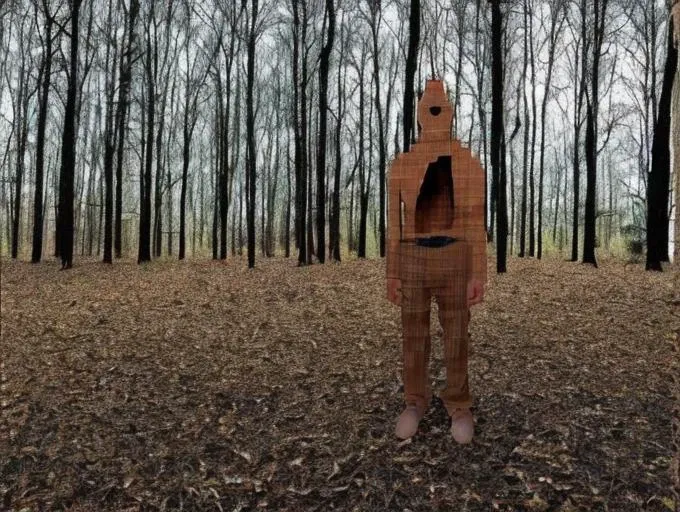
[{"x1": 386, "y1": 80, "x2": 487, "y2": 285}]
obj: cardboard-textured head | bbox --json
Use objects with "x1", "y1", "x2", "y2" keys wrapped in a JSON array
[{"x1": 417, "y1": 80, "x2": 453, "y2": 142}]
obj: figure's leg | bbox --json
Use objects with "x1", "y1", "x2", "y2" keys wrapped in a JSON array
[
  {"x1": 395, "y1": 283, "x2": 433, "y2": 439},
  {"x1": 435, "y1": 291, "x2": 472, "y2": 413},
  {"x1": 400, "y1": 285, "x2": 433, "y2": 416}
]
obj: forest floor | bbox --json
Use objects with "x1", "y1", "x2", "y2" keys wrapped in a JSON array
[{"x1": 1, "y1": 254, "x2": 679, "y2": 512}]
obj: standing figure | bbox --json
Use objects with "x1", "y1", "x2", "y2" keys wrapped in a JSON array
[{"x1": 386, "y1": 79, "x2": 487, "y2": 443}]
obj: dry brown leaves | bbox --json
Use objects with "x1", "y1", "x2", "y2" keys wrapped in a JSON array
[{"x1": 0, "y1": 255, "x2": 678, "y2": 511}]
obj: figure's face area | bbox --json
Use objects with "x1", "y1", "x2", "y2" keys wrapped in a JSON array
[{"x1": 417, "y1": 80, "x2": 454, "y2": 141}]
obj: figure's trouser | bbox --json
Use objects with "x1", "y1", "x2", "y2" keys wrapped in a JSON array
[{"x1": 399, "y1": 242, "x2": 472, "y2": 417}]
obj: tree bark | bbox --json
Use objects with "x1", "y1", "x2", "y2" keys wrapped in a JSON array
[
  {"x1": 403, "y1": 0, "x2": 420, "y2": 153},
  {"x1": 32, "y1": 3, "x2": 54, "y2": 263},
  {"x1": 316, "y1": 0, "x2": 335, "y2": 264},
  {"x1": 490, "y1": 0, "x2": 507, "y2": 273},
  {"x1": 368, "y1": 2, "x2": 386, "y2": 258},
  {"x1": 139, "y1": 6, "x2": 155, "y2": 264},
  {"x1": 647, "y1": 14, "x2": 677, "y2": 270},
  {"x1": 583, "y1": 0, "x2": 609, "y2": 267},
  {"x1": 292, "y1": 0, "x2": 307, "y2": 265},
  {"x1": 538, "y1": 3, "x2": 563, "y2": 259},
  {"x1": 673, "y1": 3, "x2": 680, "y2": 263},
  {"x1": 115, "y1": 0, "x2": 139, "y2": 259},
  {"x1": 246, "y1": 0, "x2": 258, "y2": 269},
  {"x1": 330, "y1": 18, "x2": 345, "y2": 262},
  {"x1": 58, "y1": 0, "x2": 82, "y2": 269}
]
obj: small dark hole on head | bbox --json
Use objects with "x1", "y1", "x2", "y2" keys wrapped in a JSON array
[{"x1": 430, "y1": 106, "x2": 441, "y2": 116}]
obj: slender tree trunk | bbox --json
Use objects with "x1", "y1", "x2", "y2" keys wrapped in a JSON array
[
  {"x1": 285, "y1": 128, "x2": 291, "y2": 257},
  {"x1": 103, "y1": 0, "x2": 117, "y2": 263},
  {"x1": 490, "y1": 0, "x2": 507, "y2": 273},
  {"x1": 58, "y1": 0, "x2": 82, "y2": 269},
  {"x1": 331, "y1": 22, "x2": 345, "y2": 262},
  {"x1": 538, "y1": 6, "x2": 562, "y2": 259},
  {"x1": 368, "y1": 4, "x2": 386, "y2": 258},
  {"x1": 528, "y1": 0, "x2": 537, "y2": 257},
  {"x1": 179, "y1": 121, "x2": 190, "y2": 260},
  {"x1": 673, "y1": 3, "x2": 680, "y2": 263},
  {"x1": 583, "y1": 0, "x2": 608, "y2": 267},
  {"x1": 115, "y1": 0, "x2": 139, "y2": 259},
  {"x1": 32, "y1": 10, "x2": 54, "y2": 263},
  {"x1": 292, "y1": 0, "x2": 307, "y2": 265},
  {"x1": 316, "y1": 0, "x2": 335, "y2": 264},
  {"x1": 139, "y1": 11, "x2": 155, "y2": 264},
  {"x1": 572, "y1": 0, "x2": 587, "y2": 262},
  {"x1": 519, "y1": 2, "x2": 529, "y2": 257},
  {"x1": 12, "y1": 62, "x2": 29, "y2": 260},
  {"x1": 212, "y1": 145, "x2": 219, "y2": 259},
  {"x1": 403, "y1": 0, "x2": 420, "y2": 153},
  {"x1": 583, "y1": 100, "x2": 597, "y2": 266},
  {"x1": 246, "y1": 0, "x2": 258, "y2": 268},
  {"x1": 553, "y1": 147, "x2": 562, "y2": 246},
  {"x1": 647, "y1": 15, "x2": 677, "y2": 270}
]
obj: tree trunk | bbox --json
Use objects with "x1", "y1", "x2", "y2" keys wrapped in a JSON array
[
  {"x1": 369, "y1": 3, "x2": 386, "y2": 258},
  {"x1": 538, "y1": 4, "x2": 562, "y2": 259},
  {"x1": 571, "y1": 0, "x2": 588, "y2": 262},
  {"x1": 179, "y1": 122, "x2": 190, "y2": 260},
  {"x1": 292, "y1": 0, "x2": 307, "y2": 265},
  {"x1": 583, "y1": 0, "x2": 608, "y2": 267},
  {"x1": 285, "y1": 128, "x2": 292, "y2": 258},
  {"x1": 316, "y1": 0, "x2": 335, "y2": 264},
  {"x1": 528, "y1": 0, "x2": 537, "y2": 257},
  {"x1": 32, "y1": 8, "x2": 54, "y2": 263},
  {"x1": 673, "y1": 3, "x2": 680, "y2": 263},
  {"x1": 246, "y1": 0, "x2": 258, "y2": 269},
  {"x1": 12, "y1": 54, "x2": 29, "y2": 260},
  {"x1": 403, "y1": 0, "x2": 420, "y2": 153},
  {"x1": 58, "y1": 0, "x2": 82, "y2": 269},
  {"x1": 115, "y1": 0, "x2": 139, "y2": 259},
  {"x1": 647, "y1": 15, "x2": 677, "y2": 270},
  {"x1": 519, "y1": 1, "x2": 529, "y2": 257},
  {"x1": 490, "y1": 0, "x2": 507, "y2": 273},
  {"x1": 331, "y1": 20, "x2": 345, "y2": 262},
  {"x1": 103, "y1": 0, "x2": 117, "y2": 263},
  {"x1": 139, "y1": 10, "x2": 155, "y2": 264}
]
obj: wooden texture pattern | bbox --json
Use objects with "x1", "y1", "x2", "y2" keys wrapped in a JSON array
[
  {"x1": 386, "y1": 80, "x2": 487, "y2": 284},
  {"x1": 387, "y1": 79, "x2": 486, "y2": 418}
]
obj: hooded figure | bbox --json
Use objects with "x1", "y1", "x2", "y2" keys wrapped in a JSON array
[{"x1": 386, "y1": 79, "x2": 487, "y2": 443}]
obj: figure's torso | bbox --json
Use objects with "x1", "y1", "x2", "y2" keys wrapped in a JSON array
[{"x1": 393, "y1": 140, "x2": 482, "y2": 241}]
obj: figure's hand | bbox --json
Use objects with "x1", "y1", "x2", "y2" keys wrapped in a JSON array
[
  {"x1": 467, "y1": 278, "x2": 484, "y2": 306},
  {"x1": 387, "y1": 278, "x2": 402, "y2": 306}
]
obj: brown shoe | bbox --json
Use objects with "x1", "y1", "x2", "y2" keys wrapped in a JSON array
[
  {"x1": 450, "y1": 408, "x2": 474, "y2": 444},
  {"x1": 395, "y1": 405, "x2": 424, "y2": 439}
]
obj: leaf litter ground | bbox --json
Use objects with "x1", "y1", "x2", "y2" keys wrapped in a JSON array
[{"x1": 1, "y1": 255, "x2": 678, "y2": 511}]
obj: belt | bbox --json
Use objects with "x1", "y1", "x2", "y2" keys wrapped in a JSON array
[{"x1": 413, "y1": 236, "x2": 458, "y2": 248}]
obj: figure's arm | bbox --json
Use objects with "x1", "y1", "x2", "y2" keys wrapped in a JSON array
[
  {"x1": 386, "y1": 163, "x2": 402, "y2": 281},
  {"x1": 465, "y1": 160, "x2": 487, "y2": 286}
]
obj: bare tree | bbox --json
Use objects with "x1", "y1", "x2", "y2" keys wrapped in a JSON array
[
  {"x1": 647, "y1": 10, "x2": 677, "y2": 270},
  {"x1": 582, "y1": 0, "x2": 610, "y2": 267},
  {"x1": 490, "y1": 0, "x2": 507, "y2": 272},
  {"x1": 537, "y1": 0, "x2": 567, "y2": 259},
  {"x1": 56, "y1": 0, "x2": 83, "y2": 269},
  {"x1": 103, "y1": 0, "x2": 119, "y2": 263},
  {"x1": 403, "y1": 0, "x2": 420, "y2": 153},
  {"x1": 179, "y1": 0, "x2": 209, "y2": 260},
  {"x1": 315, "y1": 0, "x2": 335, "y2": 264},
  {"x1": 115, "y1": 0, "x2": 140, "y2": 259},
  {"x1": 31, "y1": 0, "x2": 58, "y2": 263}
]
